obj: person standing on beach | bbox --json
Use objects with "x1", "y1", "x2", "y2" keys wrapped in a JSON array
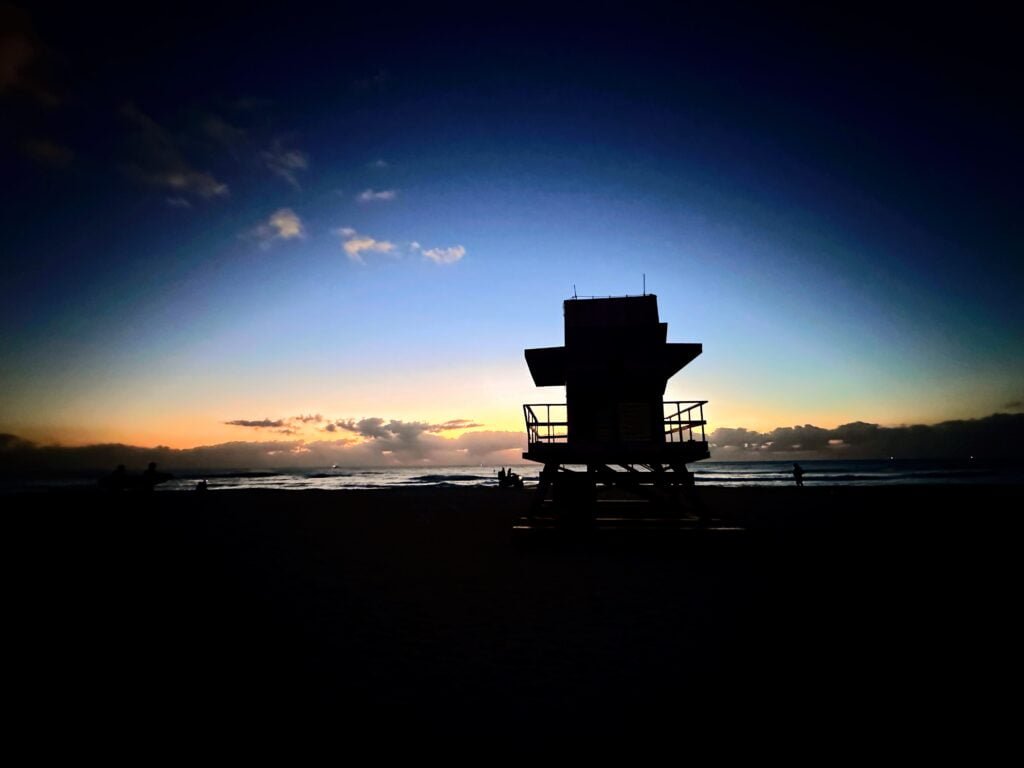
[{"x1": 793, "y1": 463, "x2": 804, "y2": 487}]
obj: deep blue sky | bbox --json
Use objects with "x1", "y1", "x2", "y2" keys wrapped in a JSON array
[{"x1": 2, "y1": 2, "x2": 1021, "y2": 450}]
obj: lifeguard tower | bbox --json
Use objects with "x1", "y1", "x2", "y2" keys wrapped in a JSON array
[{"x1": 522, "y1": 294, "x2": 709, "y2": 524}]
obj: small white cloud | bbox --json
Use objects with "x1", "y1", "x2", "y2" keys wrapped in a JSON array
[
  {"x1": 356, "y1": 188, "x2": 396, "y2": 203},
  {"x1": 334, "y1": 227, "x2": 395, "y2": 263},
  {"x1": 409, "y1": 241, "x2": 421, "y2": 251},
  {"x1": 369, "y1": 159, "x2": 389, "y2": 169},
  {"x1": 166, "y1": 196, "x2": 192, "y2": 208},
  {"x1": 421, "y1": 245, "x2": 466, "y2": 265},
  {"x1": 251, "y1": 208, "x2": 304, "y2": 246},
  {"x1": 269, "y1": 208, "x2": 303, "y2": 238}
]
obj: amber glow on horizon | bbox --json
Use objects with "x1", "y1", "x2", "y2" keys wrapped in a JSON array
[{"x1": 8, "y1": 395, "x2": 994, "y2": 452}]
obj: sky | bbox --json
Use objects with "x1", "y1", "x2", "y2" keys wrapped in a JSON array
[{"x1": 1, "y1": 3, "x2": 1021, "y2": 465}]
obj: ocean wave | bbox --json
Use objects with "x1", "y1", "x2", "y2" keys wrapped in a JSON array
[
  {"x1": 192, "y1": 471, "x2": 283, "y2": 479},
  {"x1": 405, "y1": 473, "x2": 491, "y2": 483}
]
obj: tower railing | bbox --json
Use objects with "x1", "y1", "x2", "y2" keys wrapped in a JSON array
[
  {"x1": 663, "y1": 400, "x2": 707, "y2": 443},
  {"x1": 523, "y1": 401, "x2": 707, "y2": 446},
  {"x1": 523, "y1": 403, "x2": 569, "y2": 444}
]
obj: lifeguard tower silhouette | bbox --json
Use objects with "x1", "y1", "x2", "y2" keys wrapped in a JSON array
[{"x1": 522, "y1": 293, "x2": 709, "y2": 524}]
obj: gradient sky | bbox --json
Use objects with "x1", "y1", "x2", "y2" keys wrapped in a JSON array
[{"x1": 2, "y1": 3, "x2": 1021, "y2": 458}]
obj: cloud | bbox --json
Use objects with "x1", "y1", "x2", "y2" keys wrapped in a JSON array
[
  {"x1": 122, "y1": 103, "x2": 229, "y2": 199},
  {"x1": 369, "y1": 159, "x2": 389, "y2": 169},
  {"x1": 202, "y1": 115, "x2": 245, "y2": 149},
  {"x1": 1004, "y1": 400, "x2": 1022, "y2": 410},
  {"x1": 421, "y1": 245, "x2": 466, "y2": 265},
  {"x1": 333, "y1": 232, "x2": 463, "y2": 265},
  {"x1": 319, "y1": 417, "x2": 523, "y2": 464},
  {"x1": 225, "y1": 419, "x2": 288, "y2": 428},
  {"x1": 250, "y1": 208, "x2": 304, "y2": 245},
  {"x1": 0, "y1": 415, "x2": 524, "y2": 471},
  {"x1": 22, "y1": 137, "x2": 73, "y2": 167},
  {"x1": 431, "y1": 420, "x2": 484, "y2": 431},
  {"x1": 166, "y1": 196, "x2": 192, "y2": 208},
  {"x1": 351, "y1": 70, "x2": 389, "y2": 92},
  {"x1": 230, "y1": 97, "x2": 273, "y2": 111},
  {"x1": 708, "y1": 413, "x2": 1023, "y2": 460},
  {"x1": 0, "y1": 5, "x2": 59, "y2": 106},
  {"x1": 261, "y1": 140, "x2": 308, "y2": 188},
  {"x1": 227, "y1": 414, "x2": 322, "y2": 430},
  {"x1": 356, "y1": 188, "x2": 396, "y2": 203},
  {"x1": 334, "y1": 228, "x2": 395, "y2": 263}
]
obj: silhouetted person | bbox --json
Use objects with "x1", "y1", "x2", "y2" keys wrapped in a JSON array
[
  {"x1": 195, "y1": 479, "x2": 208, "y2": 492},
  {"x1": 793, "y1": 463, "x2": 804, "y2": 487},
  {"x1": 141, "y1": 462, "x2": 171, "y2": 490},
  {"x1": 498, "y1": 468, "x2": 506, "y2": 483},
  {"x1": 100, "y1": 464, "x2": 128, "y2": 491}
]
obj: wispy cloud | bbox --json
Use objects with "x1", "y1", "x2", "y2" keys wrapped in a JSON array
[
  {"x1": 202, "y1": 114, "x2": 246, "y2": 152},
  {"x1": 261, "y1": 140, "x2": 308, "y2": 189},
  {"x1": 334, "y1": 227, "x2": 395, "y2": 263},
  {"x1": 0, "y1": 5, "x2": 60, "y2": 106},
  {"x1": 433, "y1": 419, "x2": 484, "y2": 431},
  {"x1": 421, "y1": 245, "x2": 466, "y2": 265},
  {"x1": 249, "y1": 208, "x2": 304, "y2": 246},
  {"x1": 226, "y1": 414, "x2": 323, "y2": 431},
  {"x1": 225, "y1": 418, "x2": 288, "y2": 428},
  {"x1": 368, "y1": 159, "x2": 389, "y2": 169},
  {"x1": 22, "y1": 137, "x2": 73, "y2": 167},
  {"x1": 356, "y1": 188, "x2": 396, "y2": 203},
  {"x1": 165, "y1": 196, "x2": 192, "y2": 208},
  {"x1": 121, "y1": 103, "x2": 229, "y2": 199},
  {"x1": 230, "y1": 96, "x2": 273, "y2": 111},
  {"x1": 351, "y1": 70, "x2": 389, "y2": 92}
]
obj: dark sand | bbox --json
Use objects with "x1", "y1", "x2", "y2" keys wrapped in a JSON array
[{"x1": 7, "y1": 485, "x2": 1022, "y2": 728}]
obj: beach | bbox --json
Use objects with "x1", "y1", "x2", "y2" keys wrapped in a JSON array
[{"x1": 7, "y1": 484, "x2": 1022, "y2": 727}]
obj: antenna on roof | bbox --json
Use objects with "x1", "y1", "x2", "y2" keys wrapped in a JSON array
[
  {"x1": 573, "y1": 284, "x2": 578, "y2": 299},
  {"x1": 643, "y1": 273, "x2": 646, "y2": 296}
]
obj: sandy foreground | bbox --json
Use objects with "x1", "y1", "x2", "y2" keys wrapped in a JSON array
[{"x1": 5, "y1": 484, "x2": 1022, "y2": 728}]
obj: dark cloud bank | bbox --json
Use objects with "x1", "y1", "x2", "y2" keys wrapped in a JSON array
[
  {"x1": 2, "y1": 413, "x2": 1022, "y2": 473},
  {"x1": 709, "y1": 413, "x2": 1022, "y2": 461}
]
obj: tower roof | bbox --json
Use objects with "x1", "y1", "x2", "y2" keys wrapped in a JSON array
[{"x1": 525, "y1": 294, "x2": 701, "y2": 388}]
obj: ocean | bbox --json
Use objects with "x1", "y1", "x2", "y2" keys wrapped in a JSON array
[{"x1": 5, "y1": 458, "x2": 1021, "y2": 492}]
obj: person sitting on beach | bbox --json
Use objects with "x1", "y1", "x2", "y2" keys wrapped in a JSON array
[
  {"x1": 498, "y1": 468, "x2": 506, "y2": 483},
  {"x1": 793, "y1": 463, "x2": 804, "y2": 487}
]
